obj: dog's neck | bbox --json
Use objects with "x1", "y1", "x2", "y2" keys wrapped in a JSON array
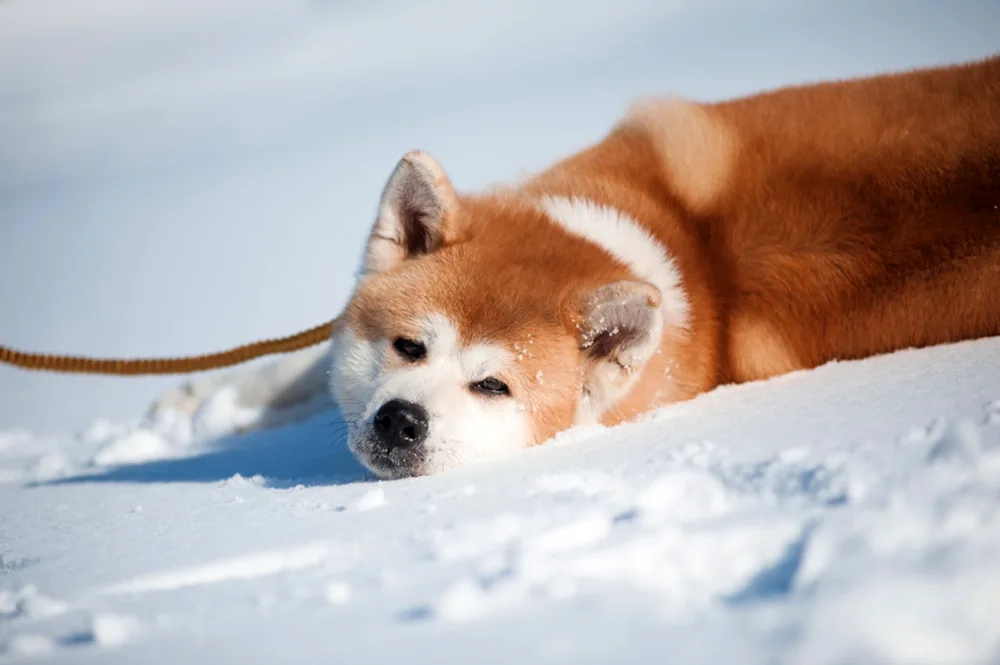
[{"x1": 519, "y1": 126, "x2": 724, "y2": 424}]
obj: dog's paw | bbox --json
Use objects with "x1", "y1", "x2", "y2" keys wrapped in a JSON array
[
  {"x1": 146, "y1": 379, "x2": 217, "y2": 421},
  {"x1": 146, "y1": 378, "x2": 268, "y2": 441}
]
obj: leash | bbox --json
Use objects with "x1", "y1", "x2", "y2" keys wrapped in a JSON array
[{"x1": 0, "y1": 319, "x2": 336, "y2": 376}]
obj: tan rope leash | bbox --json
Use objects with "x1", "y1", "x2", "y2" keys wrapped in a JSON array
[{"x1": 0, "y1": 319, "x2": 336, "y2": 376}]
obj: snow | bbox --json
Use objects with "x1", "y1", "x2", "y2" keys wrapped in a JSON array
[
  {"x1": 2, "y1": 0, "x2": 1000, "y2": 662},
  {"x1": 1, "y1": 336, "x2": 999, "y2": 663}
]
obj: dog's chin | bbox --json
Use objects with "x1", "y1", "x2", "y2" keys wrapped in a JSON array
[{"x1": 347, "y1": 434, "x2": 426, "y2": 480}]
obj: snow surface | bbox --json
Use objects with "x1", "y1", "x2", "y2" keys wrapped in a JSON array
[
  {"x1": 3, "y1": 0, "x2": 1000, "y2": 663},
  {"x1": 2, "y1": 337, "x2": 999, "y2": 664}
]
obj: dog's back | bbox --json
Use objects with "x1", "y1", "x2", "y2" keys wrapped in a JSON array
[
  {"x1": 528, "y1": 56, "x2": 1000, "y2": 389},
  {"x1": 714, "y1": 55, "x2": 1000, "y2": 378}
]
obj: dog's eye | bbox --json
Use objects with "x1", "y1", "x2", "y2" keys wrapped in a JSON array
[
  {"x1": 392, "y1": 337, "x2": 426, "y2": 362},
  {"x1": 470, "y1": 377, "x2": 510, "y2": 397}
]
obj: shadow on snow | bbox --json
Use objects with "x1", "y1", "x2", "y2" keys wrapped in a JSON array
[{"x1": 35, "y1": 409, "x2": 371, "y2": 488}]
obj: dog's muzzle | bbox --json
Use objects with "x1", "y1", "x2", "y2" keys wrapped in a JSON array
[{"x1": 372, "y1": 399, "x2": 429, "y2": 450}]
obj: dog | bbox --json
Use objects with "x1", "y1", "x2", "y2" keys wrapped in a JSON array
[{"x1": 152, "y1": 55, "x2": 1000, "y2": 478}]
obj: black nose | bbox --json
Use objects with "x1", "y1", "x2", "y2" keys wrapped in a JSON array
[{"x1": 372, "y1": 399, "x2": 429, "y2": 449}]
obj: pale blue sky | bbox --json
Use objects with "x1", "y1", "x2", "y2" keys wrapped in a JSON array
[{"x1": 1, "y1": 0, "x2": 998, "y2": 433}]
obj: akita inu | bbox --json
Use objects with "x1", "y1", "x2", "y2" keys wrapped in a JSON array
[{"x1": 152, "y1": 56, "x2": 1000, "y2": 478}]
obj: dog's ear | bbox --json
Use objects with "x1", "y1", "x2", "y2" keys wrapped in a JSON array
[
  {"x1": 362, "y1": 151, "x2": 458, "y2": 275},
  {"x1": 569, "y1": 280, "x2": 663, "y2": 421}
]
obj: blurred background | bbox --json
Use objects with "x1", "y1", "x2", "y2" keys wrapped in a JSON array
[{"x1": 1, "y1": 0, "x2": 998, "y2": 434}]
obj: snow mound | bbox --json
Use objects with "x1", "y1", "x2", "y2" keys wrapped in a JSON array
[{"x1": 1, "y1": 337, "x2": 999, "y2": 663}]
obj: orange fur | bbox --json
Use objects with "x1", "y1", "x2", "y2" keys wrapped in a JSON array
[
  {"x1": 526, "y1": 55, "x2": 1000, "y2": 421},
  {"x1": 348, "y1": 55, "x2": 1000, "y2": 444}
]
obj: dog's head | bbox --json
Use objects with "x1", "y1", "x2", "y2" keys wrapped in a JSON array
[{"x1": 331, "y1": 152, "x2": 684, "y2": 478}]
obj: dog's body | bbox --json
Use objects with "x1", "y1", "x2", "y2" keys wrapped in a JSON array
[{"x1": 153, "y1": 56, "x2": 1000, "y2": 477}]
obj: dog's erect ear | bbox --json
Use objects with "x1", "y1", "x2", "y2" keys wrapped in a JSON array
[
  {"x1": 362, "y1": 151, "x2": 458, "y2": 275},
  {"x1": 570, "y1": 280, "x2": 663, "y2": 422},
  {"x1": 576, "y1": 280, "x2": 663, "y2": 369}
]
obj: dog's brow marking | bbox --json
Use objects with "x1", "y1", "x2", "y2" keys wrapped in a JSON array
[
  {"x1": 463, "y1": 343, "x2": 511, "y2": 380},
  {"x1": 421, "y1": 313, "x2": 459, "y2": 357},
  {"x1": 419, "y1": 314, "x2": 510, "y2": 379},
  {"x1": 539, "y1": 196, "x2": 690, "y2": 330}
]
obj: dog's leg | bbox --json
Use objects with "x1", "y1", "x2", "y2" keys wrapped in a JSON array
[{"x1": 148, "y1": 343, "x2": 334, "y2": 436}]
